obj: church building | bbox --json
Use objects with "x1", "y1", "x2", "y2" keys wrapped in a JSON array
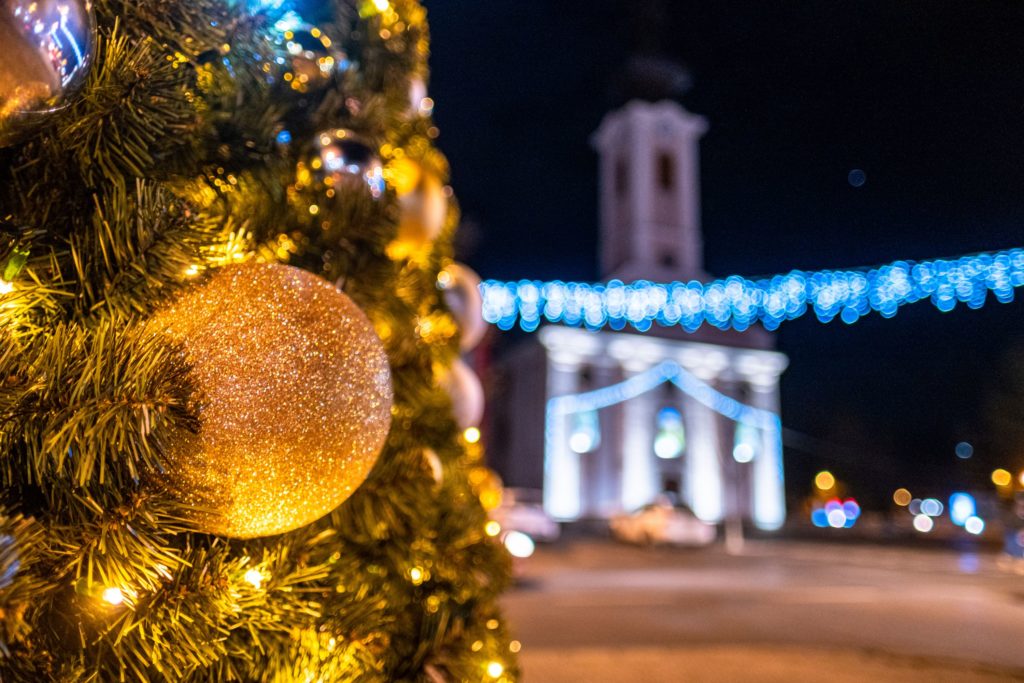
[{"x1": 487, "y1": 95, "x2": 789, "y2": 531}]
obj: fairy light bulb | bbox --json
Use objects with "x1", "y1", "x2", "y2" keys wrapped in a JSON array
[
  {"x1": 102, "y1": 587, "x2": 124, "y2": 605},
  {"x1": 244, "y1": 568, "x2": 263, "y2": 589}
]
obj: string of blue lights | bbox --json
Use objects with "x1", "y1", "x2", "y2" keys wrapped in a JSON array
[
  {"x1": 480, "y1": 247, "x2": 1024, "y2": 333},
  {"x1": 547, "y1": 359, "x2": 779, "y2": 431}
]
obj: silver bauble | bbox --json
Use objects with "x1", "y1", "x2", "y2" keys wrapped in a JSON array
[
  {"x1": 438, "y1": 263, "x2": 486, "y2": 351},
  {"x1": 441, "y1": 359, "x2": 484, "y2": 430},
  {"x1": 408, "y1": 75, "x2": 432, "y2": 116},
  {"x1": 271, "y1": 14, "x2": 347, "y2": 93},
  {"x1": 0, "y1": 0, "x2": 95, "y2": 146},
  {"x1": 315, "y1": 129, "x2": 384, "y2": 198}
]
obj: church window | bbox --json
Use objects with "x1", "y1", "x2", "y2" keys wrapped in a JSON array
[{"x1": 657, "y1": 153, "x2": 675, "y2": 191}]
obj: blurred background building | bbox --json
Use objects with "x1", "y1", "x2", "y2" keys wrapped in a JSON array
[{"x1": 487, "y1": 78, "x2": 789, "y2": 530}]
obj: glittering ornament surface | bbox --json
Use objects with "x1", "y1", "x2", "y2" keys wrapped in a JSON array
[
  {"x1": 148, "y1": 262, "x2": 392, "y2": 538},
  {"x1": 0, "y1": 0, "x2": 95, "y2": 145}
]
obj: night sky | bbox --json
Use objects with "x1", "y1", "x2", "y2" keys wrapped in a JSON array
[{"x1": 425, "y1": 1, "x2": 1024, "y2": 506}]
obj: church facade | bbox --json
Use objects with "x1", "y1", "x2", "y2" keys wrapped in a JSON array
[{"x1": 487, "y1": 99, "x2": 788, "y2": 530}]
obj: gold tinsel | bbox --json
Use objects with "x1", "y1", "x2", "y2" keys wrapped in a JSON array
[{"x1": 148, "y1": 262, "x2": 393, "y2": 538}]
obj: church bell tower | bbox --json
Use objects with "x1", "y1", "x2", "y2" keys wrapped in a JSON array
[{"x1": 592, "y1": 99, "x2": 708, "y2": 284}]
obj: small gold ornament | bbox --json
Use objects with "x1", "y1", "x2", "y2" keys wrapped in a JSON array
[
  {"x1": 148, "y1": 262, "x2": 392, "y2": 538},
  {"x1": 391, "y1": 157, "x2": 448, "y2": 247}
]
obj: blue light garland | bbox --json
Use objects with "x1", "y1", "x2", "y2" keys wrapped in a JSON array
[
  {"x1": 547, "y1": 360, "x2": 779, "y2": 431},
  {"x1": 481, "y1": 248, "x2": 1024, "y2": 333}
]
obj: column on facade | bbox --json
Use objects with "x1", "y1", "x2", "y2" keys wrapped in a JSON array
[
  {"x1": 616, "y1": 357, "x2": 659, "y2": 513},
  {"x1": 712, "y1": 373, "x2": 743, "y2": 523},
  {"x1": 543, "y1": 353, "x2": 583, "y2": 521},
  {"x1": 588, "y1": 360, "x2": 621, "y2": 517},
  {"x1": 680, "y1": 362, "x2": 725, "y2": 524},
  {"x1": 748, "y1": 379, "x2": 786, "y2": 531}
]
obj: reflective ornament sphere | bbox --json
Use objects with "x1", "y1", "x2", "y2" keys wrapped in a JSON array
[
  {"x1": 441, "y1": 359, "x2": 484, "y2": 430},
  {"x1": 148, "y1": 262, "x2": 393, "y2": 538},
  {"x1": 314, "y1": 129, "x2": 384, "y2": 198},
  {"x1": 408, "y1": 75, "x2": 432, "y2": 116},
  {"x1": 395, "y1": 159, "x2": 448, "y2": 246},
  {"x1": 0, "y1": 0, "x2": 95, "y2": 146},
  {"x1": 422, "y1": 448, "x2": 443, "y2": 486},
  {"x1": 438, "y1": 263, "x2": 486, "y2": 351},
  {"x1": 271, "y1": 13, "x2": 348, "y2": 93}
]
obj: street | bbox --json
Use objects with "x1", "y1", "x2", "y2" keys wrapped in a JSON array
[{"x1": 503, "y1": 540, "x2": 1024, "y2": 682}]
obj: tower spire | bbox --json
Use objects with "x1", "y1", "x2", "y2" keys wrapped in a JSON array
[
  {"x1": 610, "y1": 0, "x2": 692, "y2": 106},
  {"x1": 630, "y1": 0, "x2": 668, "y2": 55}
]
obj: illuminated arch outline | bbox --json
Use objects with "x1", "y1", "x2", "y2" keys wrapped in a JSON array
[{"x1": 544, "y1": 359, "x2": 783, "y2": 527}]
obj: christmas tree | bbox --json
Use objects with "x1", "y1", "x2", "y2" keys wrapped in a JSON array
[{"x1": 0, "y1": 0, "x2": 517, "y2": 680}]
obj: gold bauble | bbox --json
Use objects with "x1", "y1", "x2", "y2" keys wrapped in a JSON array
[
  {"x1": 148, "y1": 262, "x2": 392, "y2": 538},
  {"x1": 394, "y1": 159, "x2": 448, "y2": 247}
]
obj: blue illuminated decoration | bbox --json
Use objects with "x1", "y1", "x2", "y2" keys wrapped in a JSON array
[
  {"x1": 481, "y1": 248, "x2": 1024, "y2": 334},
  {"x1": 255, "y1": 0, "x2": 288, "y2": 9},
  {"x1": 568, "y1": 410, "x2": 600, "y2": 454},
  {"x1": 547, "y1": 360, "x2": 779, "y2": 431},
  {"x1": 949, "y1": 492, "x2": 976, "y2": 527},
  {"x1": 732, "y1": 422, "x2": 759, "y2": 463},
  {"x1": 543, "y1": 359, "x2": 780, "y2": 520},
  {"x1": 654, "y1": 407, "x2": 685, "y2": 459},
  {"x1": 811, "y1": 497, "x2": 861, "y2": 529},
  {"x1": 273, "y1": 10, "x2": 306, "y2": 34}
]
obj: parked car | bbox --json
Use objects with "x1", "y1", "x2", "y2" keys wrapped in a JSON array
[
  {"x1": 491, "y1": 488, "x2": 560, "y2": 543},
  {"x1": 610, "y1": 501, "x2": 716, "y2": 547}
]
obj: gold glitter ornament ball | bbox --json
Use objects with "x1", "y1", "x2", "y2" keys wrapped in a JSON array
[{"x1": 148, "y1": 262, "x2": 393, "y2": 538}]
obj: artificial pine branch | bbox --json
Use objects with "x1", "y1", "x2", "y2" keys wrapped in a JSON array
[
  {"x1": 0, "y1": 0, "x2": 520, "y2": 679},
  {"x1": 0, "y1": 319, "x2": 195, "y2": 490},
  {"x1": 59, "y1": 28, "x2": 198, "y2": 186}
]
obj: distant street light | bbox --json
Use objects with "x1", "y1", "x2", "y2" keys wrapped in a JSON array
[
  {"x1": 992, "y1": 469, "x2": 1012, "y2": 487},
  {"x1": 814, "y1": 471, "x2": 835, "y2": 491},
  {"x1": 954, "y1": 441, "x2": 974, "y2": 459},
  {"x1": 892, "y1": 488, "x2": 912, "y2": 506}
]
